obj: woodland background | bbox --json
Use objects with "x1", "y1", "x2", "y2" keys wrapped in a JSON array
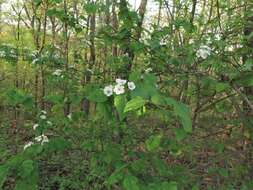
[{"x1": 0, "y1": 0, "x2": 253, "y2": 189}]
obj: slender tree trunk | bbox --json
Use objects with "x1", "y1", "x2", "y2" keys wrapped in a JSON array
[
  {"x1": 243, "y1": 5, "x2": 253, "y2": 117},
  {"x1": 40, "y1": 0, "x2": 48, "y2": 110},
  {"x1": 81, "y1": 15, "x2": 90, "y2": 113},
  {"x1": 112, "y1": 0, "x2": 118, "y2": 58},
  {"x1": 63, "y1": 0, "x2": 71, "y2": 116},
  {"x1": 83, "y1": 11, "x2": 96, "y2": 115},
  {"x1": 243, "y1": 1, "x2": 253, "y2": 179}
]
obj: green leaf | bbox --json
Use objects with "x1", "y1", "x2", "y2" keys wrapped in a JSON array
[
  {"x1": 85, "y1": 85, "x2": 107, "y2": 103},
  {"x1": 124, "y1": 96, "x2": 146, "y2": 113},
  {"x1": 84, "y1": 2, "x2": 98, "y2": 14},
  {"x1": 46, "y1": 8, "x2": 65, "y2": 19},
  {"x1": 107, "y1": 164, "x2": 128, "y2": 186},
  {"x1": 174, "y1": 128, "x2": 187, "y2": 141},
  {"x1": 14, "y1": 169, "x2": 38, "y2": 190},
  {"x1": 18, "y1": 160, "x2": 34, "y2": 179},
  {"x1": 96, "y1": 102, "x2": 112, "y2": 120},
  {"x1": 165, "y1": 97, "x2": 192, "y2": 133},
  {"x1": 175, "y1": 103, "x2": 192, "y2": 133},
  {"x1": 215, "y1": 82, "x2": 229, "y2": 93},
  {"x1": 130, "y1": 73, "x2": 158, "y2": 99},
  {"x1": 44, "y1": 94, "x2": 64, "y2": 104},
  {"x1": 145, "y1": 135, "x2": 162, "y2": 151},
  {"x1": 114, "y1": 95, "x2": 127, "y2": 121},
  {"x1": 129, "y1": 71, "x2": 142, "y2": 82},
  {"x1": 108, "y1": 171, "x2": 124, "y2": 185},
  {"x1": 123, "y1": 175, "x2": 140, "y2": 190},
  {"x1": 151, "y1": 94, "x2": 166, "y2": 106},
  {"x1": 235, "y1": 72, "x2": 253, "y2": 87},
  {"x1": 33, "y1": 0, "x2": 42, "y2": 7},
  {"x1": 5, "y1": 89, "x2": 33, "y2": 107}
]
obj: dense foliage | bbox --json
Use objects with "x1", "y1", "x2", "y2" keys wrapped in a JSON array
[{"x1": 0, "y1": 0, "x2": 253, "y2": 189}]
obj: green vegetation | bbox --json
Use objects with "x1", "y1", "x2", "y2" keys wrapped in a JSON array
[{"x1": 0, "y1": 0, "x2": 253, "y2": 189}]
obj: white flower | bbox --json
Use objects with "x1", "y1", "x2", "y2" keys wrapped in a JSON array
[
  {"x1": 32, "y1": 58, "x2": 39, "y2": 64},
  {"x1": 225, "y1": 45, "x2": 234, "y2": 52},
  {"x1": 189, "y1": 39, "x2": 194, "y2": 44},
  {"x1": 114, "y1": 84, "x2": 125, "y2": 95},
  {"x1": 87, "y1": 68, "x2": 94, "y2": 74},
  {"x1": 33, "y1": 124, "x2": 39, "y2": 130},
  {"x1": 41, "y1": 135, "x2": 49, "y2": 145},
  {"x1": 35, "y1": 134, "x2": 49, "y2": 145},
  {"x1": 127, "y1": 82, "x2": 136, "y2": 90},
  {"x1": 145, "y1": 68, "x2": 152, "y2": 73},
  {"x1": 67, "y1": 113, "x2": 72, "y2": 120},
  {"x1": 116, "y1": 78, "x2": 127, "y2": 85},
  {"x1": 215, "y1": 34, "x2": 221, "y2": 41},
  {"x1": 35, "y1": 135, "x2": 43, "y2": 142},
  {"x1": 24, "y1": 141, "x2": 34, "y2": 150},
  {"x1": 41, "y1": 110, "x2": 47, "y2": 115},
  {"x1": 103, "y1": 85, "x2": 113, "y2": 96},
  {"x1": 196, "y1": 45, "x2": 211, "y2": 59},
  {"x1": 53, "y1": 69, "x2": 62, "y2": 76},
  {"x1": 159, "y1": 40, "x2": 166, "y2": 46},
  {"x1": 40, "y1": 115, "x2": 46, "y2": 120},
  {"x1": 47, "y1": 121, "x2": 52, "y2": 126},
  {"x1": 31, "y1": 51, "x2": 38, "y2": 59},
  {"x1": 0, "y1": 51, "x2": 5, "y2": 57}
]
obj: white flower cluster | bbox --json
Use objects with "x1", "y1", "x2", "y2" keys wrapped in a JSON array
[
  {"x1": 38, "y1": 110, "x2": 53, "y2": 126},
  {"x1": 52, "y1": 69, "x2": 63, "y2": 77},
  {"x1": 33, "y1": 123, "x2": 39, "y2": 130},
  {"x1": 33, "y1": 121, "x2": 52, "y2": 130},
  {"x1": 32, "y1": 58, "x2": 39, "y2": 64},
  {"x1": 67, "y1": 113, "x2": 72, "y2": 120},
  {"x1": 35, "y1": 134, "x2": 49, "y2": 145},
  {"x1": 24, "y1": 110, "x2": 52, "y2": 150},
  {"x1": 40, "y1": 110, "x2": 47, "y2": 120},
  {"x1": 31, "y1": 50, "x2": 39, "y2": 59},
  {"x1": 23, "y1": 141, "x2": 34, "y2": 150},
  {"x1": 0, "y1": 50, "x2": 6, "y2": 57},
  {"x1": 145, "y1": 68, "x2": 152, "y2": 73},
  {"x1": 196, "y1": 45, "x2": 212, "y2": 59},
  {"x1": 23, "y1": 134, "x2": 49, "y2": 150},
  {"x1": 103, "y1": 78, "x2": 136, "y2": 97}
]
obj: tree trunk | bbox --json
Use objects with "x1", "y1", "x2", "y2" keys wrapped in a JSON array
[
  {"x1": 82, "y1": 10, "x2": 96, "y2": 116},
  {"x1": 63, "y1": 0, "x2": 71, "y2": 116},
  {"x1": 243, "y1": 2, "x2": 253, "y2": 118}
]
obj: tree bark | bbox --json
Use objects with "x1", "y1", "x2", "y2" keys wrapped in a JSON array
[
  {"x1": 63, "y1": 0, "x2": 71, "y2": 116},
  {"x1": 82, "y1": 9, "x2": 96, "y2": 116}
]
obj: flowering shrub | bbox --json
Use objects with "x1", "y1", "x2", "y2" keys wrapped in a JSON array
[
  {"x1": 73, "y1": 72, "x2": 193, "y2": 190},
  {"x1": 103, "y1": 78, "x2": 136, "y2": 97},
  {"x1": 24, "y1": 110, "x2": 51, "y2": 150},
  {"x1": 196, "y1": 45, "x2": 212, "y2": 59}
]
